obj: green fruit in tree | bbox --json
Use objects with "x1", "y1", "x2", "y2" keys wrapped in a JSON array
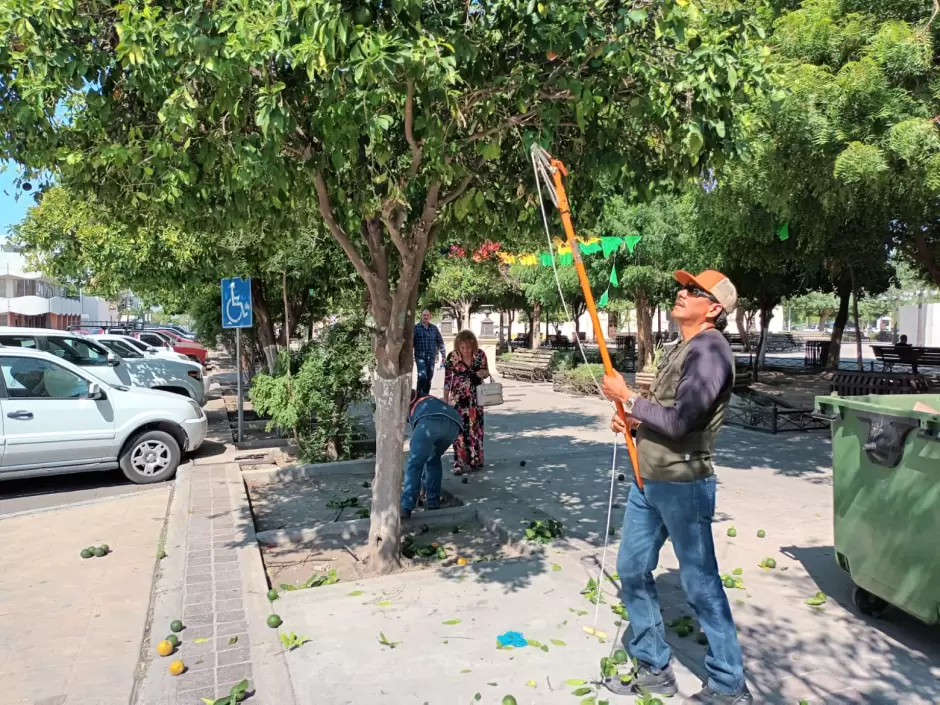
[
  {"x1": 723, "y1": 576, "x2": 735, "y2": 588},
  {"x1": 757, "y1": 529, "x2": 766, "y2": 538},
  {"x1": 166, "y1": 635, "x2": 180, "y2": 647},
  {"x1": 170, "y1": 620, "x2": 184, "y2": 633},
  {"x1": 612, "y1": 648, "x2": 628, "y2": 664},
  {"x1": 352, "y1": 6, "x2": 373, "y2": 24},
  {"x1": 267, "y1": 614, "x2": 283, "y2": 628},
  {"x1": 93, "y1": 547, "x2": 107, "y2": 557},
  {"x1": 267, "y1": 589, "x2": 279, "y2": 601},
  {"x1": 80, "y1": 548, "x2": 93, "y2": 559},
  {"x1": 727, "y1": 527, "x2": 737, "y2": 538},
  {"x1": 502, "y1": 697, "x2": 518, "y2": 705}
]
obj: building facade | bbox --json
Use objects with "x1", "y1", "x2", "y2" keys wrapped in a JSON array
[{"x1": 0, "y1": 244, "x2": 113, "y2": 329}]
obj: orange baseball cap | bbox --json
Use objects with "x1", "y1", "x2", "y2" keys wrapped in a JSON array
[{"x1": 674, "y1": 270, "x2": 737, "y2": 312}]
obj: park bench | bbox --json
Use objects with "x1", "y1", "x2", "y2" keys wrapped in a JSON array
[
  {"x1": 546, "y1": 334, "x2": 572, "y2": 350},
  {"x1": 829, "y1": 370, "x2": 930, "y2": 397},
  {"x1": 871, "y1": 345, "x2": 940, "y2": 374},
  {"x1": 495, "y1": 349, "x2": 556, "y2": 382}
]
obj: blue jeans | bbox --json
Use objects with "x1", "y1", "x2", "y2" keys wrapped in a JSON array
[
  {"x1": 415, "y1": 357, "x2": 435, "y2": 397},
  {"x1": 617, "y1": 477, "x2": 746, "y2": 696},
  {"x1": 401, "y1": 416, "x2": 460, "y2": 512}
]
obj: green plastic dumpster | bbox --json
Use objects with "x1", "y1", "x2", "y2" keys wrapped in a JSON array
[{"x1": 815, "y1": 393, "x2": 940, "y2": 624}]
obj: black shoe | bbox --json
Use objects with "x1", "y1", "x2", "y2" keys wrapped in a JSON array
[
  {"x1": 685, "y1": 685, "x2": 753, "y2": 704},
  {"x1": 632, "y1": 662, "x2": 679, "y2": 696},
  {"x1": 400, "y1": 508, "x2": 412, "y2": 520}
]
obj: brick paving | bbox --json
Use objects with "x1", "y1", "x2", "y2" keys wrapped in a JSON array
[{"x1": 174, "y1": 466, "x2": 253, "y2": 704}]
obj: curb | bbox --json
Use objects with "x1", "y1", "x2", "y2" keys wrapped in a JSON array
[
  {"x1": 133, "y1": 462, "x2": 190, "y2": 705},
  {"x1": 0, "y1": 483, "x2": 171, "y2": 521},
  {"x1": 255, "y1": 505, "x2": 479, "y2": 547},
  {"x1": 226, "y1": 463, "x2": 298, "y2": 705}
]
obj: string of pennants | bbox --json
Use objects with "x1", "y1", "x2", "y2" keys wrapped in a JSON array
[{"x1": 496, "y1": 234, "x2": 643, "y2": 267}]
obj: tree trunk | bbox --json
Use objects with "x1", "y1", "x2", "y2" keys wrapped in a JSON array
[
  {"x1": 251, "y1": 278, "x2": 278, "y2": 374},
  {"x1": 507, "y1": 310, "x2": 514, "y2": 342},
  {"x1": 752, "y1": 307, "x2": 773, "y2": 382},
  {"x1": 461, "y1": 302, "x2": 472, "y2": 332},
  {"x1": 912, "y1": 231, "x2": 940, "y2": 287},
  {"x1": 850, "y1": 268, "x2": 863, "y2": 371},
  {"x1": 827, "y1": 282, "x2": 852, "y2": 370},
  {"x1": 530, "y1": 302, "x2": 541, "y2": 349},
  {"x1": 635, "y1": 287, "x2": 654, "y2": 370},
  {"x1": 735, "y1": 308, "x2": 749, "y2": 351}
]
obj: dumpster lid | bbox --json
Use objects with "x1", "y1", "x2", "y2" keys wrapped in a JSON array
[{"x1": 815, "y1": 394, "x2": 940, "y2": 426}]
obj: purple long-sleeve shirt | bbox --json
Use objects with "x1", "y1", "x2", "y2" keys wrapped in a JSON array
[{"x1": 630, "y1": 332, "x2": 734, "y2": 439}]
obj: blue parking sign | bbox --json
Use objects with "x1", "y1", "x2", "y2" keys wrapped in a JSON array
[{"x1": 222, "y1": 277, "x2": 253, "y2": 329}]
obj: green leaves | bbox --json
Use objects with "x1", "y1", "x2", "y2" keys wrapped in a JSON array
[
  {"x1": 279, "y1": 632, "x2": 311, "y2": 651},
  {"x1": 280, "y1": 568, "x2": 339, "y2": 591},
  {"x1": 378, "y1": 632, "x2": 401, "y2": 648}
]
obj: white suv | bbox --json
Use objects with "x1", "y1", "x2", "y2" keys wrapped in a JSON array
[
  {"x1": 0, "y1": 347, "x2": 206, "y2": 483},
  {"x1": 0, "y1": 328, "x2": 206, "y2": 405},
  {"x1": 90, "y1": 334, "x2": 207, "y2": 405}
]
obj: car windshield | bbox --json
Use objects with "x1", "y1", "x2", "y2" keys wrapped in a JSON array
[
  {"x1": 98, "y1": 339, "x2": 144, "y2": 359},
  {"x1": 140, "y1": 333, "x2": 169, "y2": 347},
  {"x1": 46, "y1": 337, "x2": 111, "y2": 366},
  {"x1": 122, "y1": 337, "x2": 154, "y2": 353}
]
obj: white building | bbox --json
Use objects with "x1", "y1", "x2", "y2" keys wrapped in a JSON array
[
  {"x1": 0, "y1": 243, "x2": 114, "y2": 329},
  {"x1": 898, "y1": 303, "x2": 940, "y2": 346}
]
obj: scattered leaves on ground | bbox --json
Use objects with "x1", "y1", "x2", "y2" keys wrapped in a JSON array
[
  {"x1": 668, "y1": 615, "x2": 694, "y2": 637},
  {"x1": 376, "y1": 600, "x2": 393, "y2": 607},
  {"x1": 348, "y1": 590, "x2": 364, "y2": 597},
  {"x1": 281, "y1": 568, "x2": 339, "y2": 591},
  {"x1": 279, "y1": 632, "x2": 311, "y2": 651},
  {"x1": 524, "y1": 518, "x2": 564, "y2": 544},
  {"x1": 550, "y1": 638, "x2": 566, "y2": 646},
  {"x1": 551, "y1": 563, "x2": 562, "y2": 572},
  {"x1": 193, "y1": 638, "x2": 209, "y2": 644},
  {"x1": 378, "y1": 632, "x2": 400, "y2": 649},
  {"x1": 442, "y1": 619, "x2": 461, "y2": 625},
  {"x1": 581, "y1": 578, "x2": 604, "y2": 605}
]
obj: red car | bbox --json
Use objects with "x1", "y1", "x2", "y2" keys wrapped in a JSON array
[{"x1": 135, "y1": 329, "x2": 208, "y2": 366}]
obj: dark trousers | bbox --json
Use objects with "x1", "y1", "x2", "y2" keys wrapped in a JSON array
[{"x1": 415, "y1": 357, "x2": 435, "y2": 396}]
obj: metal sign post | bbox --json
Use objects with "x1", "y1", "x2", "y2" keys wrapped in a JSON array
[{"x1": 221, "y1": 277, "x2": 253, "y2": 444}]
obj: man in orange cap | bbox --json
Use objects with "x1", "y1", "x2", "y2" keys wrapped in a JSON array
[{"x1": 600, "y1": 270, "x2": 751, "y2": 704}]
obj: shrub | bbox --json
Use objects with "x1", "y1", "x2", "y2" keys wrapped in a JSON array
[{"x1": 250, "y1": 315, "x2": 373, "y2": 462}]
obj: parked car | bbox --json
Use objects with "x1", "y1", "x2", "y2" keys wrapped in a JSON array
[
  {"x1": 90, "y1": 334, "x2": 207, "y2": 405},
  {"x1": 0, "y1": 347, "x2": 206, "y2": 483},
  {"x1": 128, "y1": 330, "x2": 208, "y2": 366},
  {"x1": 145, "y1": 324, "x2": 198, "y2": 342},
  {"x1": 0, "y1": 328, "x2": 207, "y2": 404},
  {"x1": 112, "y1": 334, "x2": 192, "y2": 362}
]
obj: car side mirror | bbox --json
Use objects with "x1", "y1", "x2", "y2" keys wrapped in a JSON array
[
  {"x1": 107, "y1": 353, "x2": 120, "y2": 367},
  {"x1": 87, "y1": 382, "x2": 105, "y2": 400}
]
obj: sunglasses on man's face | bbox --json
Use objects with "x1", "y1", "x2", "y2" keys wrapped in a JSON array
[{"x1": 681, "y1": 284, "x2": 719, "y2": 303}]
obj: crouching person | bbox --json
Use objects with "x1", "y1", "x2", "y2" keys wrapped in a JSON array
[{"x1": 400, "y1": 391, "x2": 463, "y2": 520}]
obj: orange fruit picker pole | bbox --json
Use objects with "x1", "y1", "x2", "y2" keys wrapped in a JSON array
[{"x1": 548, "y1": 159, "x2": 643, "y2": 489}]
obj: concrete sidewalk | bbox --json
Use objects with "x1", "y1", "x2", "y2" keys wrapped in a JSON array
[{"x1": 0, "y1": 487, "x2": 171, "y2": 705}]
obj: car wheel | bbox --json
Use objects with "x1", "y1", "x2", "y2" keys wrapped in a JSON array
[{"x1": 120, "y1": 430, "x2": 181, "y2": 484}]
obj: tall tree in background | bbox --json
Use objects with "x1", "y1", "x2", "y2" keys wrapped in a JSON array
[{"x1": 1, "y1": 0, "x2": 771, "y2": 572}]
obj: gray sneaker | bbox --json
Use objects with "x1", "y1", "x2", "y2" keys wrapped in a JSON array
[
  {"x1": 631, "y1": 662, "x2": 679, "y2": 696},
  {"x1": 685, "y1": 685, "x2": 753, "y2": 704}
]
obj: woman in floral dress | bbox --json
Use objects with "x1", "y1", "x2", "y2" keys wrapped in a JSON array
[{"x1": 444, "y1": 329, "x2": 489, "y2": 474}]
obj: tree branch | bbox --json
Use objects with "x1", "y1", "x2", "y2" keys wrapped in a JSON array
[
  {"x1": 380, "y1": 200, "x2": 410, "y2": 257},
  {"x1": 466, "y1": 113, "x2": 538, "y2": 143},
  {"x1": 314, "y1": 169, "x2": 374, "y2": 287},
  {"x1": 929, "y1": 0, "x2": 939, "y2": 30},
  {"x1": 913, "y1": 230, "x2": 940, "y2": 286},
  {"x1": 403, "y1": 81, "x2": 423, "y2": 184},
  {"x1": 439, "y1": 174, "x2": 474, "y2": 210}
]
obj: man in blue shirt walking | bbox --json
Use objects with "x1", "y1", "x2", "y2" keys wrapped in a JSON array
[
  {"x1": 401, "y1": 391, "x2": 463, "y2": 519},
  {"x1": 413, "y1": 309, "x2": 447, "y2": 397}
]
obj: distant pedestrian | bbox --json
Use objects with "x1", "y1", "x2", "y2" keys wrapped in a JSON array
[
  {"x1": 401, "y1": 391, "x2": 463, "y2": 519},
  {"x1": 413, "y1": 310, "x2": 447, "y2": 397},
  {"x1": 897, "y1": 334, "x2": 911, "y2": 347},
  {"x1": 444, "y1": 330, "x2": 489, "y2": 475}
]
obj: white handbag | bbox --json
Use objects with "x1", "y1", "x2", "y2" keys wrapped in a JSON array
[{"x1": 477, "y1": 378, "x2": 504, "y2": 407}]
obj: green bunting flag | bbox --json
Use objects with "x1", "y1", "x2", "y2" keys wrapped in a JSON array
[
  {"x1": 601, "y1": 237, "x2": 622, "y2": 258},
  {"x1": 579, "y1": 240, "x2": 603, "y2": 255},
  {"x1": 609, "y1": 264, "x2": 619, "y2": 287},
  {"x1": 559, "y1": 251, "x2": 574, "y2": 266},
  {"x1": 598, "y1": 289, "x2": 610, "y2": 308},
  {"x1": 540, "y1": 253, "x2": 554, "y2": 267},
  {"x1": 625, "y1": 234, "x2": 642, "y2": 253},
  {"x1": 776, "y1": 222, "x2": 789, "y2": 241}
]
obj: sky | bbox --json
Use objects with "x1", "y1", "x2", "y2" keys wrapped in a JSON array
[{"x1": 0, "y1": 163, "x2": 34, "y2": 238}]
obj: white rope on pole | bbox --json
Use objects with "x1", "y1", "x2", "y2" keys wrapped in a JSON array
[{"x1": 530, "y1": 146, "x2": 622, "y2": 628}]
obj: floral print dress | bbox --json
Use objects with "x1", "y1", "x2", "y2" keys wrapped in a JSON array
[{"x1": 444, "y1": 349, "x2": 487, "y2": 473}]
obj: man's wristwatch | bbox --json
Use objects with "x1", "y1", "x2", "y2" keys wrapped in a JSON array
[{"x1": 623, "y1": 392, "x2": 637, "y2": 415}]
